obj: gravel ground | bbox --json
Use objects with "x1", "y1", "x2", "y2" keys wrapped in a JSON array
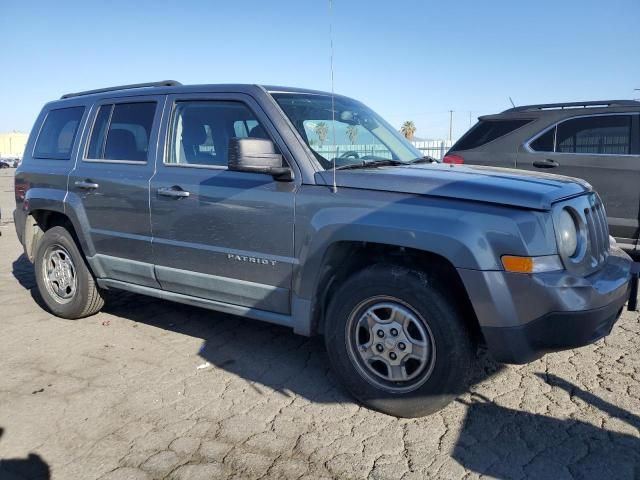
[{"x1": 0, "y1": 168, "x2": 638, "y2": 480}]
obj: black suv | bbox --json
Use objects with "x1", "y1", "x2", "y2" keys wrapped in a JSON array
[{"x1": 446, "y1": 101, "x2": 640, "y2": 251}]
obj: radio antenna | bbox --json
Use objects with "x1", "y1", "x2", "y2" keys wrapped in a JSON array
[
  {"x1": 509, "y1": 96, "x2": 516, "y2": 108},
  {"x1": 329, "y1": 0, "x2": 337, "y2": 193}
]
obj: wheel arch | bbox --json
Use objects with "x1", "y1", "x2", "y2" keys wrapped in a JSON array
[
  {"x1": 22, "y1": 190, "x2": 96, "y2": 263},
  {"x1": 303, "y1": 240, "x2": 482, "y2": 343}
]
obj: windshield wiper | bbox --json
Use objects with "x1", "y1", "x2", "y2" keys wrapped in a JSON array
[
  {"x1": 408, "y1": 155, "x2": 437, "y2": 164},
  {"x1": 335, "y1": 159, "x2": 407, "y2": 170}
]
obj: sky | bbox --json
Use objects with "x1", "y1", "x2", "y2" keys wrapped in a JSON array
[{"x1": 1, "y1": 0, "x2": 638, "y2": 141}]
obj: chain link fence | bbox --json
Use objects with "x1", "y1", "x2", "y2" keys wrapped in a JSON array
[{"x1": 313, "y1": 139, "x2": 453, "y2": 161}]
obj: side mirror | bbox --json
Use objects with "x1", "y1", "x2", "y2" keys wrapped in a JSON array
[{"x1": 228, "y1": 137, "x2": 293, "y2": 181}]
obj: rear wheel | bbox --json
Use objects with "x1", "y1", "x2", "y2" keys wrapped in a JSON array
[
  {"x1": 34, "y1": 226, "x2": 104, "y2": 319},
  {"x1": 324, "y1": 263, "x2": 476, "y2": 417}
]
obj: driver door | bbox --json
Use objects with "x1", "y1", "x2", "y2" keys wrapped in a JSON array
[{"x1": 150, "y1": 93, "x2": 297, "y2": 314}]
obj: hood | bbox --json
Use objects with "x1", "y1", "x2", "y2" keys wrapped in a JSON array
[{"x1": 316, "y1": 163, "x2": 590, "y2": 210}]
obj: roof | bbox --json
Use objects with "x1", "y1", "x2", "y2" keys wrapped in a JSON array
[
  {"x1": 59, "y1": 80, "x2": 337, "y2": 102},
  {"x1": 502, "y1": 100, "x2": 640, "y2": 113}
]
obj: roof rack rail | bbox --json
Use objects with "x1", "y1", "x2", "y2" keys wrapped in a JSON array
[
  {"x1": 503, "y1": 100, "x2": 640, "y2": 113},
  {"x1": 61, "y1": 80, "x2": 182, "y2": 99}
]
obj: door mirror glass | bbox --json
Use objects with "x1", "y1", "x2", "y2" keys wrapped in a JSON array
[{"x1": 228, "y1": 137, "x2": 292, "y2": 181}]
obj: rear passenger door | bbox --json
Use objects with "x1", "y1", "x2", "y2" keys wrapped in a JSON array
[
  {"x1": 149, "y1": 93, "x2": 297, "y2": 315},
  {"x1": 68, "y1": 96, "x2": 165, "y2": 287},
  {"x1": 523, "y1": 114, "x2": 640, "y2": 245}
]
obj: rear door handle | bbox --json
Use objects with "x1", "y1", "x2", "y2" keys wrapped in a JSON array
[
  {"x1": 533, "y1": 159, "x2": 559, "y2": 169},
  {"x1": 158, "y1": 186, "x2": 190, "y2": 198},
  {"x1": 75, "y1": 180, "x2": 99, "y2": 189}
]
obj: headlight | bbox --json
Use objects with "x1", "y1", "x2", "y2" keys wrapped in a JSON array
[{"x1": 557, "y1": 208, "x2": 578, "y2": 258}]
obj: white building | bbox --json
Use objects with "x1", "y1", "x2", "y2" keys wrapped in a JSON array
[{"x1": 0, "y1": 132, "x2": 28, "y2": 158}]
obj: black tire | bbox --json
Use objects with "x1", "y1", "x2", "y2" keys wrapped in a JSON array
[
  {"x1": 34, "y1": 226, "x2": 104, "y2": 319},
  {"x1": 324, "y1": 263, "x2": 476, "y2": 418}
]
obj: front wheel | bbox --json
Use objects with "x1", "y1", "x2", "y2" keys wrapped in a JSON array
[{"x1": 324, "y1": 264, "x2": 476, "y2": 417}]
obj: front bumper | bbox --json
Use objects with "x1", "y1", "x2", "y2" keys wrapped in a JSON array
[{"x1": 458, "y1": 247, "x2": 633, "y2": 364}]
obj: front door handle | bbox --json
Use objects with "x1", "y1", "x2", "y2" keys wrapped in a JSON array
[
  {"x1": 158, "y1": 186, "x2": 190, "y2": 198},
  {"x1": 533, "y1": 159, "x2": 559, "y2": 169},
  {"x1": 75, "y1": 180, "x2": 99, "y2": 189}
]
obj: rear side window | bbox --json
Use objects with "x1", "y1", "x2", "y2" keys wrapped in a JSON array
[
  {"x1": 34, "y1": 106, "x2": 85, "y2": 159},
  {"x1": 556, "y1": 116, "x2": 631, "y2": 154},
  {"x1": 530, "y1": 128, "x2": 555, "y2": 152},
  {"x1": 451, "y1": 119, "x2": 532, "y2": 151},
  {"x1": 86, "y1": 102, "x2": 156, "y2": 162},
  {"x1": 530, "y1": 115, "x2": 632, "y2": 154}
]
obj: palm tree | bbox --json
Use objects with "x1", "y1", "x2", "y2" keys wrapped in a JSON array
[
  {"x1": 315, "y1": 122, "x2": 329, "y2": 146},
  {"x1": 401, "y1": 121, "x2": 416, "y2": 141},
  {"x1": 346, "y1": 125, "x2": 359, "y2": 145}
]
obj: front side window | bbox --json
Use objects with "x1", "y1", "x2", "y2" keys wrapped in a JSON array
[
  {"x1": 34, "y1": 106, "x2": 85, "y2": 159},
  {"x1": 272, "y1": 93, "x2": 422, "y2": 169},
  {"x1": 86, "y1": 102, "x2": 156, "y2": 161},
  {"x1": 168, "y1": 101, "x2": 272, "y2": 167},
  {"x1": 530, "y1": 115, "x2": 632, "y2": 154}
]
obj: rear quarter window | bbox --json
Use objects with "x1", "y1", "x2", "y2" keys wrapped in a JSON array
[
  {"x1": 33, "y1": 106, "x2": 85, "y2": 159},
  {"x1": 451, "y1": 119, "x2": 532, "y2": 151}
]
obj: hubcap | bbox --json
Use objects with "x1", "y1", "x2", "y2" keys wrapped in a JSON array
[
  {"x1": 346, "y1": 297, "x2": 435, "y2": 393},
  {"x1": 42, "y1": 245, "x2": 77, "y2": 304}
]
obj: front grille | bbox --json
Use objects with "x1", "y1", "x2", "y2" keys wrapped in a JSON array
[{"x1": 584, "y1": 194, "x2": 609, "y2": 267}]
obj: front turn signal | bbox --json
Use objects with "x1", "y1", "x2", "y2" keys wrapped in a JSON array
[{"x1": 501, "y1": 255, "x2": 563, "y2": 273}]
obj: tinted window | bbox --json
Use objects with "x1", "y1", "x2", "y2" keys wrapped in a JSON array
[
  {"x1": 34, "y1": 106, "x2": 85, "y2": 159},
  {"x1": 556, "y1": 116, "x2": 631, "y2": 155},
  {"x1": 530, "y1": 128, "x2": 555, "y2": 152},
  {"x1": 233, "y1": 119, "x2": 259, "y2": 137},
  {"x1": 452, "y1": 119, "x2": 532, "y2": 151},
  {"x1": 168, "y1": 101, "x2": 271, "y2": 167},
  {"x1": 87, "y1": 102, "x2": 156, "y2": 161},
  {"x1": 86, "y1": 105, "x2": 112, "y2": 159}
]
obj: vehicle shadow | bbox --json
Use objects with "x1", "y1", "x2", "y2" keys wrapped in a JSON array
[
  {"x1": 11, "y1": 255, "x2": 640, "y2": 477},
  {"x1": 102, "y1": 287, "x2": 505, "y2": 405},
  {"x1": 11, "y1": 254, "x2": 36, "y2": 291},
  {"x1": 11, "y1": 252, "x2": 503, "y2": 406},
  {"x1": 451, "y1": 373, "x2": 640, "y2": 479},
  {"x1": 12, "y1": 254, "x2": 52, "y2": 312},
  {"x1": 0, "y1": 428, "x2": 50, "y2": 480}
]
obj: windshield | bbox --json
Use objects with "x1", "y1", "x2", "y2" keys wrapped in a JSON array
[{"x1": 271, "y1": 92, "x2": 423, "y2": 170}]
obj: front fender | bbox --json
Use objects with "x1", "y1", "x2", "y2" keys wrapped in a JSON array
[{"x1": 293, "y1": 189, "x2": 557, "y2": 301}]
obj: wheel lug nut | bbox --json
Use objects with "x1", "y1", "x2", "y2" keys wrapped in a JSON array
[
  {"x1": 390, "y1": 328, "x2": 398, "y2": 336},
  {"x1": 389, "y1": 352, "x2": 397, "y2": 360},
  {"x1": 375, "y1": 344, "x2": 384, "y2": 353},
  {"x1": 376, "y1": 330, "x2": 384, "y2": 338},
  {"x1": 398, "y1": 342, "x2": 406, "y2": 351}
]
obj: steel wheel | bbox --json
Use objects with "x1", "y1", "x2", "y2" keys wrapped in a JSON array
[
  {"x1": 346, "y1": 296, "x2": 436, "y2": 393},
  {"x1": 41, "y1": 244, "x2": 77, "y2": 304}
]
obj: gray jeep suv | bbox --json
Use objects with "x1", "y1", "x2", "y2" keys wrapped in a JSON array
[
  {"x1": 14, "y1": 82, "x2": 635, "y2": 417},
  {"x1": 445, "y1": 100, "x2": 640, "y2": 252}
]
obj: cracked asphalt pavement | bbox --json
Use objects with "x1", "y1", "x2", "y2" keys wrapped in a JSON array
[{"x1": 0, "y1": 169, "x2": 639, "y2": 479}]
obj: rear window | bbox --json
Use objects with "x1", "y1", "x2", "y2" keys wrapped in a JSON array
[
  {"x1": 33, "y1": 106, "x2": 85, "y2": 159},
  {"x1": 451, "y1": 119, "x2": 532, "y2": 151}
]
